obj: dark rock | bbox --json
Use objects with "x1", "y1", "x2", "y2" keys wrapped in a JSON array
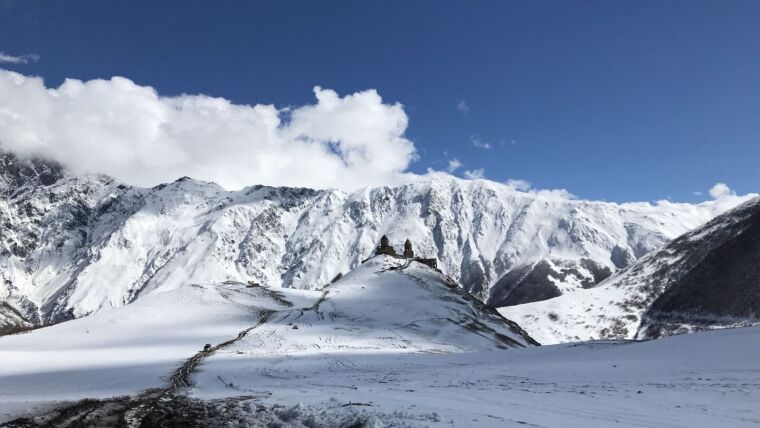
[
  {"x1": 641, "y1": 205, "x2": 760, "y2": 338},
  {"x1": 610, "y1": 245, "x2": 635, "y2": 269}
]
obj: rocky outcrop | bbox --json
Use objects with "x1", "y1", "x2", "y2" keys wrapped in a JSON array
[{"x1": 487, "y1": 258, "x2": 612, "y2": 307}]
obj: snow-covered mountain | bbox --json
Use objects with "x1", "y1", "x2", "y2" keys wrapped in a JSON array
[
  {"x1": 1, "y1": 151, "x2": 752, "y2": 330},
  {"x1": 501, "y1": 196, "x2": 760, "y2": 344}
]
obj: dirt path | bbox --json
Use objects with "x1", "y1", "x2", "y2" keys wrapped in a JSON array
[
  {"x1": 170, "y1": 310, "x2": 274, "y2": 389},
  {"x1": 1, "y1": 309, "x2": 278, "y2": 428},
  {"x1": 0, "y1": 280, "x2": 338, "y2": 428}
]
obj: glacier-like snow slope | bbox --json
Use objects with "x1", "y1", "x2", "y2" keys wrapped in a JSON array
[
  {"x1": 2, "y1": 151, "x2": 754, "y2": 328},
  {"x1": 501, "y1": 196, "x2": 760, "y2": 345}
]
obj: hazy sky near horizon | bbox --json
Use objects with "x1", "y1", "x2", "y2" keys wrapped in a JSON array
[{"x1": 0, "y1": 1, "x2": 758, "y2": 201}]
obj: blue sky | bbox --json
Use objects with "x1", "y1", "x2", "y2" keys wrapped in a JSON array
[{"x1": 0, "y1": 0, "x2": 758, "y2": 201}]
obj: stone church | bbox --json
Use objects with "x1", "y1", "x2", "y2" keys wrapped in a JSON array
[{"x1": 375, "y1": 235, "x2": 438, "y2": 269}]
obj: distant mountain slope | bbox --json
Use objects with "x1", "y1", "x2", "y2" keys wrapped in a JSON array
[
  {"x1": 0, "y1": 302, "x2": 30, "y2": 335},
  {"x1": 486, "y1": 257, "x2": 612, "y2": 307},
  {"x1": 640, "y1": 199, "x2": 760, "y2": 338},
  {"x1": 501, "y1": 197, "x2": 760, "y2": 344},
  {"x1": 1, "y1": 151, "x2": 752, "y2": 328}
]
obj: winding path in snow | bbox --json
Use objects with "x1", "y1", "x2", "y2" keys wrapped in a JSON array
[
  {"x1": 170, "y1": 310, "x2": 275, "y2": 389},
  {"x1": 0, "y1": 289, "x2": 314, "y2": 427}
]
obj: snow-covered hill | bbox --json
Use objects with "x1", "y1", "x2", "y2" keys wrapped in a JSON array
[
  {"x1": 1, "y1": 151, "x2": 752, "y2": 329},
  {"x1": 501, "y1": 196, "x2": 760, "y2": 344},
  {"x1": 0, "y1": 255, "x2": 535, "y2": 424},
  {"x1": 3, "y1": 258, "x2": 758, "y2": 426}
]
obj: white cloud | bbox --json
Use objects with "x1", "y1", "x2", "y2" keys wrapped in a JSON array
[
  {"x1": 0, "y1": 70, "x2": 417, "y2": 190},
  {"x1": 709, "y1": 182, "x2": 736, "y2": 199},
  {"x1": 505, "y1": 179, "x2": 532, "y2": 191},
  {"x1": 0, "y1": 52, "x2": 39, "y2": 64},
  {"x1": 692, "y1": 191, "x2": 703, "y2": 196},
  {"x1": 447, "y1": 158, "x2": 462, "y2": 173},
  {"x1": 470, "y1": 136, "x2": 492, "y2": 149},
  {"x1": 456, "y1": 100, "x2": 469, "y2": 115},
  {"x1": 463, "y1": 168, "x2": 485, "y2": 179}
]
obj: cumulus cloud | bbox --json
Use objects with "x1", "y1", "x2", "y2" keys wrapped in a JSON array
[
  {"x1": 0, "y1": 52, "x2": 39, "y2": 64},
  {"x1": 463, "y1": 168, "x2": 485, "y2": 179},
  {"x1": 709, "y1": 182, "x2": 735, "y2": 199},
  {"x1": 447, "y1": 158, "x2": 462, "y2": 173},
  {"x1": 0, "y1": 70, "x2": 417, "y2": 190},
  {"x1": 470, "y1": 136, "x2": 492, "y2": 149}
]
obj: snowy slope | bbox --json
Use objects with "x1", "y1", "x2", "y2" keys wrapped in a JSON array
[
  {"x1": 501, "y1": 197, "x2": 760, "y2": 344},
  {"x1": 192, "y1": 255, "x2": 536, "y2": 364},
  {"x1": 187, "y1": 326, "x2": 760, "y2": 427},
  {"x1": 0, "y1": 254, "x2": 534, "y2": 423},
  {"x1": 0, "y1": 281, "x2": 318, "y2": 421},
  {"x1": 1, "y1": 151, "x2": 753, "y2": 328},
  {"x1": 3, "y1": 255, "x2": 759, "y2": 427}
]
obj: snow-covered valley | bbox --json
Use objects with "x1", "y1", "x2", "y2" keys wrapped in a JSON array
[{"x1": 1, "y1": 256, "x2": 758, "y2": 427}]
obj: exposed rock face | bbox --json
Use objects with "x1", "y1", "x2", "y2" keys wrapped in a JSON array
[
  {"x1": 0, "y1": 301, "x2": 31, "y2": 335},
  {"x1": 487, "y1": 258, "x2": 612, "y2": 307},
  {"x1": 501, "y1": 197, "x2": 760, "y2": 344},
  {"x1": 639, "y1": 203, "x2": 760, "y2": 338},
  {"x1": 0, "y1": 150, "x2": 752, "y2": 326},
  {"x1": 610, "y1": 245, "x2": 636, "y2": 269}
]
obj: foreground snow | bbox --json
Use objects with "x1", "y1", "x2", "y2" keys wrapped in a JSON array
[
  {"x1": 1, "y1": 258, "x2": 758, "y2": 426},
  {"x1": 192, "y1": 327, "x2": 760, "y2": 427},
  {"x1": 0, "y1": 282, "x2": 319, "y2": 422},
  {"x1": 189, "y1": 261, "x2": 760, "y2": 427}
]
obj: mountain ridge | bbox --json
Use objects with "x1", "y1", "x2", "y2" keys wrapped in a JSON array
[
  {"x1": 500, "y1": 196, "x2": 760, "y2": 344},
  {"x1": 1, "y1": 150, "x2": 753, "y2": 329}
]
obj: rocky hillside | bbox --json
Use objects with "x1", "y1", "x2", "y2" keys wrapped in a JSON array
[
  {"x1": 501, "y1": 197, "x2": 760, "y2": 344},
  {"x1": 1, "y1": 151, "x2": 751, "y2": 328}
]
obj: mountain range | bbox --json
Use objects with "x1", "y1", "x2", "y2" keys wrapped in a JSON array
[{"x1": 0, "y1": 150, "x2": 754, "y2": 335}]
